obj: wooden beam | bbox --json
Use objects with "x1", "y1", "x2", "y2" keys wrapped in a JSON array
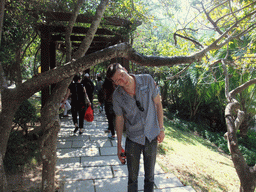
[
  {"x1": 43, "y1": 11, "x2": 141, "y2": 27},
  {"x1": 37, "y1": 25, "x2": 117, "y2": 36},
  {"x1": 51, "y1": 34, "x2": 122, "y2": 43}
]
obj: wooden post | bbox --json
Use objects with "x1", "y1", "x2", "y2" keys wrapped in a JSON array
[
  {"x1": 50, "y1": 41, "x2": 56, "y2": 93},
  {"x1": 41, "y1": 26, "x2": 51, "y2": 108}
]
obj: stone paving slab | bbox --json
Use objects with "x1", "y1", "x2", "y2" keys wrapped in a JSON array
[
  {"x1": 95, "y1": 176, "x2": 154, "y2": 192},
  {"x1": 57, "y1": 157, "x2": 81, "y2": 169},
  {"x1": 100, "y1": 146, "x2": 117, "y2": 156},
  {"x1": 58, "y1": 134, "x2": 90, "y2": 141},
  {"x1": 58, "y1": 166, "x2": 113, "y2": 180},
  {"x1": 154, "y1": 186, "x2": 195, "y2": 192},
  {"x1": 57, "y1": 141, "x2": 72, "y2": 149},
  {"x1": 94, "y1": 177, "x2": 128, "y2": 192},
  {"x1": 64, "y1": 180, "x2": 94, "y2": 192},
  {"x1": 81, "y1": 155, "x2": 120, "y2": 167},
  {"x1": 72, "y1": 139, "x2": 112, "y2": 148},
  {"x1": 57, "y1": 147, "x2": 100, "y2": 158}
]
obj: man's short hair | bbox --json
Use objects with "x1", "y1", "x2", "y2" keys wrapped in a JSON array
[{"x1": 106, "y1": 63, "x2": 123, "y2": 80}]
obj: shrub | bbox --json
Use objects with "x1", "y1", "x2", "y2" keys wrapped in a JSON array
[
  {"x1": 4, "y1": 131, "x2": 40, "y2": 173},
  {"x1": 13, "y1": 99, "x2": 38, "y2": 135}
]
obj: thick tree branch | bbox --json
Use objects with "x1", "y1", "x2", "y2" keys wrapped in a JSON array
[
  {"x1": 14, "y1": 43, "x2": 197, "y2": 101},
  {"x1": 65, "y1": 0, "x2": 84, "y2": 61},
  {"x1": 73, "y1": 0, "x2": 109, "y2": 59},
  {"x1": 230, "y1": 78, "x2": 256, "y2": 98},
  {"x1": 235, "y1": 110, "x2": 245, "y2": 131}
]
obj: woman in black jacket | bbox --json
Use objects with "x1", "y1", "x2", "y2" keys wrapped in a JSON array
[{"x1": 66, "y1": 75, "x2": 91, "y2": 135}]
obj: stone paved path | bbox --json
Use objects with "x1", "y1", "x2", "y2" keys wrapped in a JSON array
[{"x1": 56, "y1": 109, "x2": 195, "y2": 192}]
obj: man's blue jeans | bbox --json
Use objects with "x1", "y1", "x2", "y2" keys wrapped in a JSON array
[{"x1": 125, "y1": 137, "x2": 157, "y2": 192}]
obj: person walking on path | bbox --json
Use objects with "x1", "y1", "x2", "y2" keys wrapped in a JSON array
[
  {"x1": 101, "y1": 77, "x2": 116, "y2": 139},
  {"x1": 95, "y1": 75, "x2": 104, "y2": 95},
  {"x1": 65, "y1": 75, "x2": 91, "y2": 135},
  {"x1": 81, "y1": 73, "x2": 95, "y2": 110},
  {"x1": 96, "y1": 75, "x2": 104, "y2": 113},
  {"x1": 106, "y1": 63, "x2": 165, "y2": 192},
  {"x1": 60, "y1": 97, "x2": 71, "y2": 117}
]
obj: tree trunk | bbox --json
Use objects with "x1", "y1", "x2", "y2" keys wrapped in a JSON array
[
  {"x1": 239, "y1": 120, "x2": 249, "y2": 138},
  {"x1": 40, "y1": 77, "x2": 72, "y2": 192},
  {"x1": 161, "y1": 81, "x2": 168, "y2": 107},
  {"x1": 0, "y1": 0, "x2": 5, "y2": 43},
  {"x1": 0, "y1": 89, "x2": 22, "y2": 191},
  {"x1": 41, "y1": 121, "x2": 60, "y2": 191},
  {"x1": 225, "y1": 103, "x2": 256, "y2": 192},
  {"x1": 0, "y1": 151, "x2": 7, "y2": 192}
]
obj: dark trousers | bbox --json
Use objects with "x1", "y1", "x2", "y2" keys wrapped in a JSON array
[
  {"x1": 125, "y1": 137, "x2": 157, "y2": 192},
  {"x1": 71, "y1": 104, "x2": 86, "y2": 128},
  {"x1": 105, "y1": 103, "x2": 116, "y2": 136}
]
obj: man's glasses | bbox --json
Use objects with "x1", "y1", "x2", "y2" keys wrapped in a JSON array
[{"x1": 136, "y1": 100, "x2": 144, "y2": 112}]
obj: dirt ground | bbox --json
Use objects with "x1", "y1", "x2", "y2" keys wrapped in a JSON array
[{"x1": 7, "y1": 165, "x2": 42, "y2": 191}]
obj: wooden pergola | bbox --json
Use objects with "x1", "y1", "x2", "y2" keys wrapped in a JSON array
[{"x1": 38, "y1": 11, "x2": 141, "y2": 106}]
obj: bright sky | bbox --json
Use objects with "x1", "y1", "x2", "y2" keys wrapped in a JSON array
[{"x1": 149, "y1": 0, "x2": 197, "y2": 29}]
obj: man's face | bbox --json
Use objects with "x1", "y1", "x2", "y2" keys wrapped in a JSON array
[{"x1": 111, "y1": 68, "x2": 129, "y2": 86}]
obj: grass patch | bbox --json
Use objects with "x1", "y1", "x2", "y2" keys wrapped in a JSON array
[{"x1": 157, "y1": 116, "x2": 242, "y2": 191}]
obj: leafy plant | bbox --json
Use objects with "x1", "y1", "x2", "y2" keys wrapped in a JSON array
[
  {"x1": 4, "y1": 131, "x2": 40, "y2": 174},
  {"x1": 13, "y1": 99, "x2": 38, "y2": 135}
]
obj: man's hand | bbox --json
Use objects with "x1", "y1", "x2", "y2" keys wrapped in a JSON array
[{"x1": 157, "y1": 131, "x2": 165, "y2": 143}]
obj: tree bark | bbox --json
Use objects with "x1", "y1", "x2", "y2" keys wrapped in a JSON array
[
  {"x1": 0, "y1": 0, "x2": 5, "y2": 44},
  {"x1": 223, "y1": 59, "x2": 256, "y2": 191},
  {"x1": 40, "y1": 78, "x2": 71, "y2": 192},
  {"x1": 225, "y1": 103, "x2": 256, "y2": 192},
  {"x1": 0, "y1": 88, "x2": 21, "y2": 192},
  {"x1": 0, "y1": 151, "x2": 7, "y2": 192}
]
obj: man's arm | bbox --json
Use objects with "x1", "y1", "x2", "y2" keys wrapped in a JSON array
[
  {"x1": 115, "y1": 115, "x2": 125, "y2": 163},
  {"x1": 153, "y1": 94, "x2": 165, "y2": 143}
]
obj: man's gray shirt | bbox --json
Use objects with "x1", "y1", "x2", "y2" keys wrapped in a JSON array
[{"x1": 113, "y1": 74, "x2": 160, "y2": 145}]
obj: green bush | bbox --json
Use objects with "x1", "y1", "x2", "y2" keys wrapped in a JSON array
[
  {"x1": 4, "y1": 131, "x2": 40, "y2": 173},
  {"x1": 13, "y1": 99, "x2": 38, "y2": 135}
]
